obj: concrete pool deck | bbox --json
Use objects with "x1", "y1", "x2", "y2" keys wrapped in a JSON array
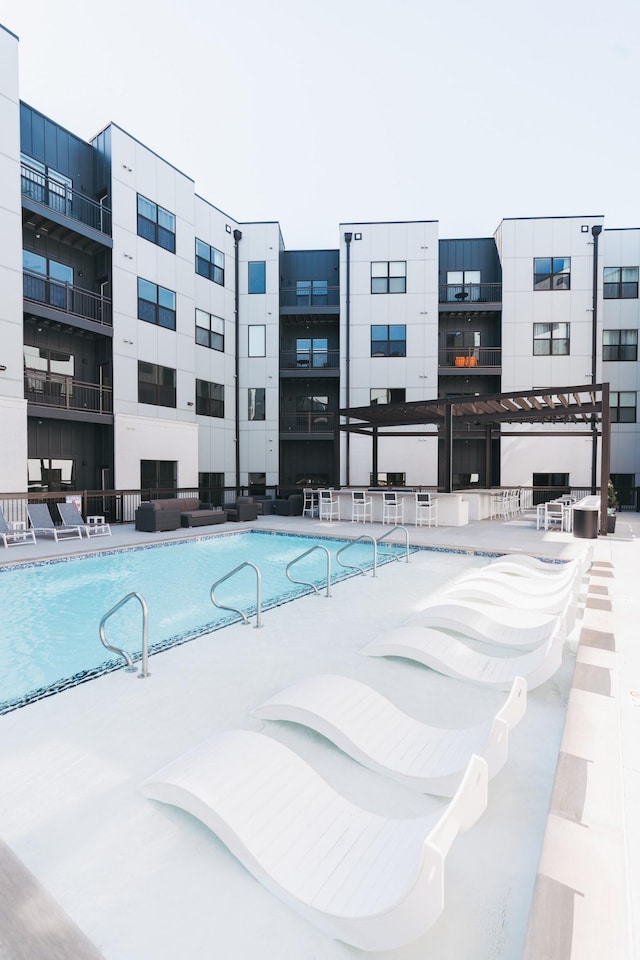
[{"x1": 0, "y1": 508, "x2": 638, "y2": 958}]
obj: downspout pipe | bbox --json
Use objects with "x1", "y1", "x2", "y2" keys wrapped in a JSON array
[
  {"x1": 233, "y1": 229, "x2": 242, "y2": 494},
  {"x1": 344, "y1": 232, "x2": 352, "y2": 487},
  {"x1": 591, "y1": 224, "x2": 602, "y2": 493}
]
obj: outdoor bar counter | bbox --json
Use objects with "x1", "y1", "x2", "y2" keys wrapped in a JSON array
[{"x1": 330, "y1": 489, "x2": 470, "y2": 526}]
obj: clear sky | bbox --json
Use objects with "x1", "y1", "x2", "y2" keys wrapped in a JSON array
[{"x1": 2, "y1": 0, "x2": 639, "y2": 249}]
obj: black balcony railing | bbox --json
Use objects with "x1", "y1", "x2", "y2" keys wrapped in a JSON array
[
  {"x1": 280, "y1": 412, "x2": 336, "y2": 433},
  {"x1": 439, "y1": 347, "x2": 502, "y2": 368},
  {"x1": 280, "y1": 285, "x2": 340, "y2": 308},
  {"x1": 439, "y1": 282, "x2": 502, "y2": 303},
  {"x1": 24, "y1": 371, "x2": 113, "y2": 414},
  {"x1": 21, "y1": 161, "x2": 112, "y2": 235},
  {"x1": 280, "y1": 348, "x2": 339, "y2": 370},
  {"x1": 23, "y1": 272, "x2": 112, "y2": 326}
]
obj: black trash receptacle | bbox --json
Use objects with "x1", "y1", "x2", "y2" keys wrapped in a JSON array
[{"x1": 573, "y1": 506, "x2": 599, "y2": 539}]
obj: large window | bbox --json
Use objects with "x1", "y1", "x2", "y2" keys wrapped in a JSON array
[
  {"x1": 604, "y1": 267, "x2": 639, "y2": 299},
  {"x1": 610, "y1": 391, "x2": 636, "y2": 423},
  {"x1": 446, "y1": 270, "x2": 481, "y2": 301},
  {"x1": 296, "y1": 337, "x2": 328, "y2": 368},
  {"x1": 23, "y1": 250, "x2": 73, "y2": 309},
  {"x1": 248, "y1": 325, "x2": 266, "y2": 357},
  {"x1": 296, "y1": 395, "x2": 329, "y2": 428},
  {"x1": 248, "y1": 388, "x2": 265, "y2": 420},
  {"x1": 370, "y1": 388, "x2": 406, "y2": 404},
  {"x1": 369, "y1": 472, "x2": 406, "y2": 487},
  {"x1": 141, "y1": 460, "x2": 177, "y2": 493},
  {"x1": 138, "y1": 361, "x2": 176, "y2": 408},
  {"x1": 199, "y1": 472, "x2": 224, "y2": 507},
  {"x1": 534, "y1": 257, "x2": 571, "y2": 291},
  {"x1": 21, "y1": 154, "x2": 73, "y2": 215},
  {"x1": 137, "y1": 195, "x2": 175, "y2": 253},
  {"x1": 195, "y1": 309, "x2": 224, "y2": 352},
  {"x1": 196, "y1": 379, "x2": 224, "y2": 418},
  {"x1": 371, "y1": 261, "x2": 406, "y2": 294},
  {"x1": 137, "y1": 278, "x2": 176, "y2": 330},
  {"x1": 603, "y1": 329, "x2": 638, "y2": 362},
  {"x1": 24, "y1": 345, "x2": 74, "y2": 377},
  {"x1": 371, "y1": 325, "x2": 406, "y2": 357},
  {"x1": 296, "y1": 280, "x2": 328, "y2": 304},
  {"x1": 28, "y1": 458, "x2": 74, "y2": 492},
  {"x1": 248, "y1": 261, "x2": 266, "y2": 294},
  {"x1": 195, "y1": 240, "x2": 224, "y2": 285},
  {"x1": 533, "y1": 322, "x2": 570, "y2": 355}
]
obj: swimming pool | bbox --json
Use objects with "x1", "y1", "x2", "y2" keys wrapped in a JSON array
[{"x1": 0, "y1": 530, "x2": 410, "y2": 714}]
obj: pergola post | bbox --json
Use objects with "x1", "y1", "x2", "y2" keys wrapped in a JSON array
[
  {"x1": 444, "y1": 402, "x2": 453, "y2": 493},
  {"x1": 372, "y1": 427, "x2": 379, "y2": 486},
  {"x1": 599, "y1": 382, "x2": 611, "y2": 535},
  {"x1": 485, "y1": 424, "x2": 492, "y2": 487}
]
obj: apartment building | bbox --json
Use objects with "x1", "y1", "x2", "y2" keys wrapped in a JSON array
[{"x1": 1, "y1": 23, "x2": 638, "y2": 505}]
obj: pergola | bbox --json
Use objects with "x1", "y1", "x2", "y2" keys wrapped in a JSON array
[{"x1": 338, "y1": 382, "x2": 611, "y2": 535}]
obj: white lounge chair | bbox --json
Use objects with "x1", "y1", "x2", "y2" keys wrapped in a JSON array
[
  {"x1": 486, "y1": 553, "x2": 589, "y2": 580},
  {"x1": 26, "y1": 503, "x2": 83, "y2": 541},
  {"x1": 0, "y1": 506, "x2": 36, "y2": 547},
  {"x1": 58, "y1": 501, "x2": 112, "y2": 537},
  {"x1": 413, "y1": 601, "x2": 559, "y2": 650},
  {"x1": 141, "y1": 729, "x2": 488, "y2": 951},
  {"x1": 438, "y1": 576, "x2": 577, "y2": 637},
  {"x1": 363, "y1": 626, "x2": 564, "y2": 691},
  {"x1": 254, "y1": 673, "x2": 526, "y2": 797}
]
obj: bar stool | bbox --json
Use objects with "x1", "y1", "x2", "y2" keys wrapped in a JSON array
[
  {"x1": 351, "y1": 490, "x2": 372, "y2": 522},
  {"x1": 318, "y1": 489, "x2": 340, "y2": 521},
  {"x1": 382, "y1": 491, "x2": 404, "y2": 525},
  {"x1": 415, "y1": 492, "x2": 437, "y2": 528}
]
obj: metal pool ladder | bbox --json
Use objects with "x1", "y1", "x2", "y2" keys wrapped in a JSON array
[
  {"x1": 286, "y1": 544, "x2": 332, "y2": 597},
  {"x1": 210, "y1": 561, "x2": 263, "y2": 628},
  {"x1": 99, "y1": 591, "x2": 150, "y2": 678},
  {"x1": 336, "y1": 526, "x2": 410, "y2": 578}
]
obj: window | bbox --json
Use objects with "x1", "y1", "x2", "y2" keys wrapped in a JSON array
[
  {"x1": 371, "y1": 261, "x2": 406, "y2": 294},
  {"x1": 137, "y1": 195, "x2": 175, "y2": 253},
  {"x1": 371, "y1": 324, "x2": 406, "y2": 357},
  {"x1": 610, "y1": 473, "x2": 635, "y2": 508},
  {"x1": 370, "y1": 388, "x2": 406, "y2": 404},
  {"x1": 296, "y1": 395, "x2": 329, "y2": 429},
  {"x1": 296, "y1": 280, "x2": 328, "y2": 304},
  {"x1": 138, "y1": 361, "x2": 176, "y2": 408},
  {"x1": 369, "y1": 472, "x2": 406, "y2": 487},
  {"x1": 137, "y1": 278, "x2": 176, "y2": 330},
  {"x1": 603, "y1": 329, "x2": 638, "y2": 362},
  {"x1": 195, "y1": 309, "x2": 224, "y2": 352},
  {"x1": 296, "y1": 337, "x2": 328, "y2": 368},
  {"x1": 248, "y1": 472, "x2": 266, "y2": 495},
  {"x1": 533, "y1": 322, "x2": 570, "y2": 355},
  {"x1": 141, "y1": 460, "x2": 177, "y2": 493},
  {"x1": 446, "y1": 270, "x2": 481, "y2": 302},
  {"x1": 248, "y1": 387, "x2": 265, "y2": 420},
  {"x1": 24, "y1": 345, "x2": 74, "y2": 377},
  {"x1": 248, "y1": 261, "x2": 266, "y2": 294},
  {"x1": 195, "y1": 239, "x2": 224, "y2": 284},
  {"x1": 23, "y1": 250, "x2": 73, "y2": 309},
  {"x1": 21, "y1": 154, "x2": 72, "y2": 215},
  {"x1": 604, "y1": 267, "x2": 639, "y2": 299},
  {"x1": 28, "y1": 458, "x2": 74, "y2": 492},
  {"x1": 533, "y1": 257, "x2": 571, "y2": 290},
  {"x1": 196, "y1": 379, "x2": 224, "y2": 418},
  {"x1": 610, "y1": 391, "x2": 636, "y2": 423},
  {"x1": 199, "y1": 472, "x2": 224, "y2": 507},
  {"x1": 248, "y1": 325, "x2": 266, "y2": 357}
]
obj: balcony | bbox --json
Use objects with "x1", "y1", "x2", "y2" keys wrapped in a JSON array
[
  {"x1": 280, "y1": 348, "x2": 340, "y2": 374},
  {"x1": 279, "y1": 412, "x2": 336, "y2": 435},
  {"x1": 21, "y1": 160, "x2": 112, "y2": 236},
  {"x1": 24, "y1": 272, "x2": 112, "y2": 328},
  {"x1": 439, "y1": 282, "x2": 502, "y2": 305},
  {"x1": 438, "y1": 347, "x2": 502, "y2": 370},
  {"x1": 25, "y1": 371, "x2": 113, "y2": 415}
]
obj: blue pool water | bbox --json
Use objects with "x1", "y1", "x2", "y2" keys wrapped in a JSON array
[{"x1": 0, "y1": 530, "x2": 409, "y2": 713}]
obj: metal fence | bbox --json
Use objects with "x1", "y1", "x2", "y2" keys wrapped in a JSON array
[{"x1": 23, "y1": 272, "x2": 112, "y2": 326}]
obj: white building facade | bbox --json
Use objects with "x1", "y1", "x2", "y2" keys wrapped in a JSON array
[{"x1": 1, "y1": 23, "x2": 639, "y2": 508}]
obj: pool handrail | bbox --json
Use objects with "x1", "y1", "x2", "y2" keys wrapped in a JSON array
[
  {"x1": 286, "y1": 545, "x2": 332, "y2": 598},
  {"x1": 377, "y1": 526, "x2": 411, "y2": 564},
  {"x1": 336, "y1": 534, "x2": 377, "y2": 577},
  {"x1": 99, "y1": 591, "x2": 150, "y2": 678},
  {"x1": 210, "y1": 561, "x2": 263, "y2": 629}
]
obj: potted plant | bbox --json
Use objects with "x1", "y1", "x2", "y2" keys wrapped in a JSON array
[{"x1": 607, "y1": 479, "x2": 618, "y2": 533}]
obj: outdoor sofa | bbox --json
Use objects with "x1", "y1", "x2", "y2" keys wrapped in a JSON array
[{"x1": 135, "y1": 498, "x2": 226, "y2": 532}]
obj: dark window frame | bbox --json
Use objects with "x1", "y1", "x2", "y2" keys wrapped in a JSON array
[
  {"x1": 603, "y1": 329, "x2": 638, "y2": 362},
  {"x1": 195, "y1": 239, "x2": 225, "y2": 285},
  {"x1": 610, "y1": 391, "x2": 637, "y2": 423},
  {"x1": 248, "y1": 387, "x2": 265, "y2": 421},
  {"x1": 533, "y1": 322, "x2": 570, "y2": 356},
  {"x1": 248, "y1": 261, "x2": 266, "y2": 294},
  {"x1": 137, "y1": 194, "x2": 176, "y2": 253},
  {"x1": 195, "y1": 308, "x2": 224, "y2": 352},
  {"x1": 196, "y1": 378, "x2": 224, "y2": 418},
  {"x1": 371, "y1": 261, "x2": 407, "y2": 294},
  {"x1": 370, "y1": 324, "x2": 407, "y2": 357},
  {"x1": 533, "y1": 257, "x2": 571, "y2": 291},
  {"x1": 137, "y1": 277, "x2": 176, "y2": 330},
  {"x1": 603, "y1": 266, "x2": 639, "y2": 299},
  {"x1": 370, "y1": 388, "x2": 406, "y2": 404},
  {"x1": 137, "y1": 360, "x2": 176, "y2": 408}
]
